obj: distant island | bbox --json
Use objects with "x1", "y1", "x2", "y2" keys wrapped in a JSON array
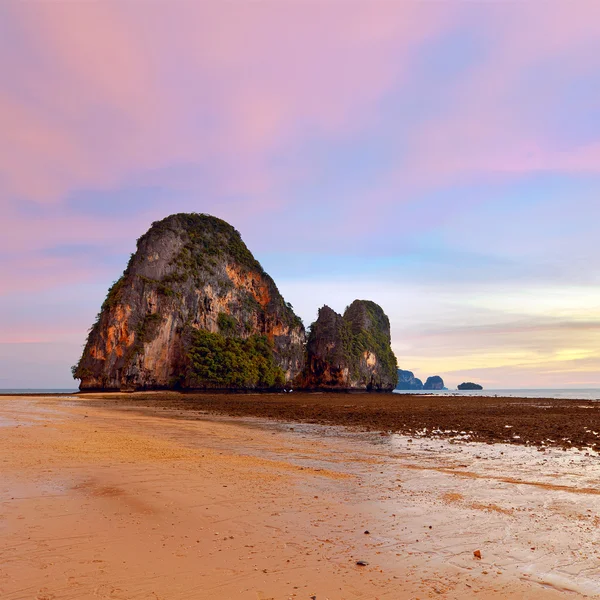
[
  {"x1": 458, "y1": 382, "x2": 483, "y2": 390},
  {"x1": 396, "y1": 369, "x2": 423, "y2": 390},
  {"x1": 396, "y1": 370, "x2": 446, "y2": 391},
  {"x1": 424, "y1": 375, "x2": 445, "y2": 390}
]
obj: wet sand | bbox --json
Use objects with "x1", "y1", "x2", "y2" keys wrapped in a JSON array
[{"x1": 1, "y1": 395, "x2": 598, "y2": 599}]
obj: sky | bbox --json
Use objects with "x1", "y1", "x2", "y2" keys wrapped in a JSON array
[{"x1": 1, "y1": 0, "x2": 600, "y2": 389}]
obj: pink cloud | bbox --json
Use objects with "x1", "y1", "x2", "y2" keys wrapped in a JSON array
[
  {"x1": 0, "y1": 1, "x2": 458, "y2": 297},
  {"x1": 0, "y1": 2, "x2": 451, "y2": 206},
  {"x1": 0, "y1": 255, "x2": 102, "y2": 296},
  {"x1": 3, "y1": 1, "x2": 599, "y2": 216},
  {"x1": 0, "y1": 203, "x2": 136, "y2": 253},
  {"x1": 398, "y1": 2, "x2": 600, "y2": 188}
]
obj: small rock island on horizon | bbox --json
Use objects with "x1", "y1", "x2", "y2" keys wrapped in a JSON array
[
  {"x1": 458, "y1": 382, "x2": 483, "y2": 390},
  {"x1": 72, "y1": 213, "x2": 398, "y2": 392},
  {"x1": 423, "y1": 375, "x2": 445, "y2": 390}
]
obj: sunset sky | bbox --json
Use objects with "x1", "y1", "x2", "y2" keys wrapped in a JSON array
[{"x1": 2, "y1": 1, "x2": 600, "y2": 389}]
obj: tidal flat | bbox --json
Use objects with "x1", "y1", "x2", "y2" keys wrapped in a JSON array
[
  {"x1": 1, "y1": 394, "x2": 600, "y2": 599},
  {"x1": 80, "y1": 391, "x2": 600, "y2": 450}
]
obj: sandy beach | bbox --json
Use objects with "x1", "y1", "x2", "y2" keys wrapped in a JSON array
[{"x1": 1, "y1": 395, "x2": 599, "y2": 599}]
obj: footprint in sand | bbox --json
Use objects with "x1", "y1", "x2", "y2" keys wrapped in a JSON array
[{"x1": 94, "y1": 583, "x2": 125, "y2": 598}]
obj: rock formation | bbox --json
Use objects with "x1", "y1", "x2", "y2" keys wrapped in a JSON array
[
  {"x1": 423, "y1": 376, "x2": 445, "y2": 390},
  {"x1": 73, "y1": 213, "x2": 306, "y2": 391},
  {"x1": 395, "y1": 369, "x2": 423, "y2": 390},
  {"x1": 458, "y1": 382, "x2": 483, "y2": 390},
  {"x1": 299, "y1": 300, "x2": 398, "y2": 391}
]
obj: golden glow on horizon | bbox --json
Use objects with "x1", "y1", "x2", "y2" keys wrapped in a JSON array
[
  {"x1": 464, "y1": 287, "x2": 600, "y2": 320},
  {"x1": 277, "y1": 279, "x2": 600, "y2": 387},
  {"x1": 394, "y1": 285, "x2": 600, "y2": 385},
  {"x1": 397, "y1": 347, "x2": 600, "y2": 378}
]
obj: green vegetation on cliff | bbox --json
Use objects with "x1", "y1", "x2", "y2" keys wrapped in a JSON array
[
  {"x1": 217, "y1": 311, "x2": 237, "y2": 333},
  {"x1": 303, "y1": 300, "x2": 398, "y2": 390},
  {"x1": 100, "y1": 253, "x2": 136, "y2": 312},
  {"x1": 343, "y1": 300, "x2": 398, "y2": 381},
  {"x1": 156, "y1": 213, "x2": 302, "y2": 329},
  {"x1": 186, "y1": 329, "x2": 285, "y2": 389},
  {"x1": 159, "y1": 213, "x2": 265, "y2": 279}
]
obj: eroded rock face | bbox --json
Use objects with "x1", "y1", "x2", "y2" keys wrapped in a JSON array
[
  {"x1": 73, "y1": 213, "x2": 305, "y2": 391},
  {"x1": 299, "y1": 300, "x2": 398, "y2": 391}
]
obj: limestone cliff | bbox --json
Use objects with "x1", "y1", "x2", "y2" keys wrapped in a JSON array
[
  {"x1": 299, "y1": 300, "x2": 398, "y2": 391},
  {"x1": 73, "y1": 213, "x2": 305, "y2": 391}
]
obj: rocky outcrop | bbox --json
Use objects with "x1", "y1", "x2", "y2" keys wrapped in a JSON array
[
  {"x1": 299, "y1": 300, "x2": 398, "y2": 391},
  {"x1": 458, "y1": 382, "x2": 483, "y2": 390},
  {"x1": 395, "y1": 369, "x2": 423, "y2": 390},
  {"x1": 423, "y1": 376, "x2": 445, "y2": 390},
  {"x1": 73, "y1": 213, "x2": 306, "y2": 391}
]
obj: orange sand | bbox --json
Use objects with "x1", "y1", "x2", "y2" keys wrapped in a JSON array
[{"x1": 0, "y1": 396, "x2": 572, "y2": 599}]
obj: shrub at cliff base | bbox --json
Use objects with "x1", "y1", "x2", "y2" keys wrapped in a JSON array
[{"x1": 185, "y1": 329, "x2": 285, "y2": 389}]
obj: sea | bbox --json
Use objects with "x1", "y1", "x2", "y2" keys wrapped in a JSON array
[
  {"x1": 393, "y1": 388, "x2": 600, "y2": 400},
  {"x1": 2, "y1": 388, "x2": 600, "y2": 400}
]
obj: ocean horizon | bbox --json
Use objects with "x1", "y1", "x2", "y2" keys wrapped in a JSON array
[
  {"x1": 3, "y1": 388, "x2": 600, "y2": 401},
  {"x1": 393, "y1": 388, "x2": 600, "y2": 400}
]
